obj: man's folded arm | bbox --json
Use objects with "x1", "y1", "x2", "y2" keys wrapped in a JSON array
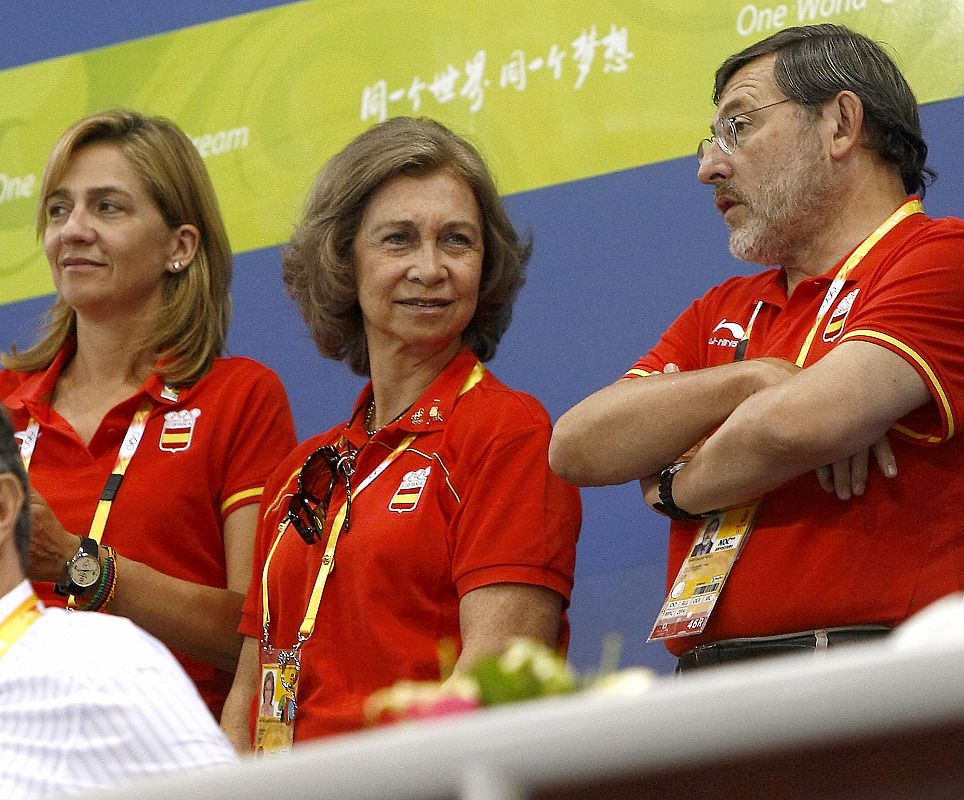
[
  {"x1": 668, "y1": 340, "x2": 931, "y2": 514},
  {"x1": 549, "y1": 358, "x2": 798, "y2": 486}
]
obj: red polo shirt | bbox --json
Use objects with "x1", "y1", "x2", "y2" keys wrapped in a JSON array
[
  {"x1": 240, "y1": 349, "x2": 581, "y2": 741},
  {"x1": 626, "y1": 209, "x2": 964, "y2": 655},
  {"x1": 2, "y1": 343, "x2": 298, "y2": 715}
]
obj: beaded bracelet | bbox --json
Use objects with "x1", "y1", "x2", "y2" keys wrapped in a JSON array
[{"x1": 79, "y1": 545, "x2": 118, "y2": 613}]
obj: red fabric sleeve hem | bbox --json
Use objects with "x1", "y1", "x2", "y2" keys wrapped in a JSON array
[
  {"x1": 840, "y1": 328, "x2": 953, "y2": 443},
  {"x1": 454, "y1": 565, "x2": 573, "y2": 605},
  {"x1": 220, "y1": 485, "x2": 267, "y2": 520}
]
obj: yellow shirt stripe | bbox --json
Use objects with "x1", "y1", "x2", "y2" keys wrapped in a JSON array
[
  {"x1": 222, "y1": 486, "x2": 265, "y2": 516},
  {"x1": 840, "y1": 328, "x2": 953, "y2": 442}
]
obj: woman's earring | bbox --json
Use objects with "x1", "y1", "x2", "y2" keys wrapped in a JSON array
[{"x1": 171, "y1": 261, "x2": 182, "y2": 272}]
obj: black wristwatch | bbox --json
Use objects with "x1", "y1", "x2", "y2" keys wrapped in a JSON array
[
  {"x1": 653, "y1": 462, "x2": 715, "y2": 521},
  {"x1": 55, "y1": 536, "x2": 102, "y2": 597}
]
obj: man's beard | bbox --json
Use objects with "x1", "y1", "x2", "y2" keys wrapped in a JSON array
[{"x1": 721, "y1": 143, "x2": 837, "y2": 267}]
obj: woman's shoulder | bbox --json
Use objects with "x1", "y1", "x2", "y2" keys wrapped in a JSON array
[
  {"x1": 271, "y1": 424, "x2": 345, "y2": 474},
  {"x1": 0, "y1": 366, "x2": 29, "y2": 396},
  {"x1": 0, "y1": 365, "x2": 45, "y2": 411},
  {"x1": 289, "y1": 428, "x2": 342, "y2": 460},
  {"x1": 206, "y1": 355, "x2": 285, "y2": 382},
  {"x1": 455, "y1": 367, "x2": 553, "y2": 431},
  {"x1": 186, "y1": 356, "x2": 290, "y2": 402}
]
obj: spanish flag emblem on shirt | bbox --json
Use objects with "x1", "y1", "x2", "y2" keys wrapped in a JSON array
[
  {"x1": 159, "y1": 408, "x2": 201, "y2": 452},
  {"x1": 823, "y1": 288, "x2": 860, "y2": 343},
  {"x1": 389, "y1": 467, "x2": 431, "y2": 513}
]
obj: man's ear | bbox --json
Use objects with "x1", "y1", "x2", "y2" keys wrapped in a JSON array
[
  {"x1": 0, "y1": 472, "x2": 25, "y2": 548},
  {"x1": 825, "y1": 90, "x2": 865, "y2": 161}
]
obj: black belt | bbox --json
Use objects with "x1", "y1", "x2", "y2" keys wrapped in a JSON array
[{"x1": 676, "y1": 625, "x2": 891, "y2": 672}]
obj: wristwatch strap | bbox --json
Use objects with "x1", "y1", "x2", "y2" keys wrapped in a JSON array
[{"x1": 653, "y1": 462, "x2": 715, "y2": 521}]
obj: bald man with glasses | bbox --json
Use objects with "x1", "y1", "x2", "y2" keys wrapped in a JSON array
[{"x1": 551, "y1": 24, "x2": 964, "y2": 672}]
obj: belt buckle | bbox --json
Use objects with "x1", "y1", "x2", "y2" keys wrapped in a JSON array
[{"x1": 691, "y1": 641, "x2": 722, "y2": 666}]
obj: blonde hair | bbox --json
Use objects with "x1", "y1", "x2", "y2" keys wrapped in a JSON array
[{"x1": 3, "y1": 108, "x2": 232, "y2": 386}]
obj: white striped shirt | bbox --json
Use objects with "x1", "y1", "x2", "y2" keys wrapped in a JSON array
[{"x1": 0, "y1": 581, "x2": 237, "y2": 799}]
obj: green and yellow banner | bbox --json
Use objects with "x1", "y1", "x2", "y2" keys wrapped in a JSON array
[{"x1": 1, "y1": 0, "x2": 961, "y2": 305}]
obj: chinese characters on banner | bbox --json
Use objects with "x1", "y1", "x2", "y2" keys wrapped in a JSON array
[{"x1": 360, "y1": 23, "x2": 634, "y2": 122}]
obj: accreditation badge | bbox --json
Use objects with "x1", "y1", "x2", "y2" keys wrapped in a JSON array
[
  {"x1": 255, "y1": 646, "x2": 301, "y2": 756},
  {"x1": 648, "y1": 503, "x2": 758, "y2": 641}
]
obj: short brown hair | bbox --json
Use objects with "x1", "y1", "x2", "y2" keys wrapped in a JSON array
[
  {"x1": 283, "y1": 116, "x2": 531, "y2": 376},
  {"x1": 3, "y1": 108, "x2": 232, "y2": 386},
  {"x1": 713, "y1": 24, "x2": 934, "y2": 195}
]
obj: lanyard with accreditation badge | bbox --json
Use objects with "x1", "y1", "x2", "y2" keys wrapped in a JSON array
[
  {"x1": 254, "y1": 432, "x2": 417, "y2": 755},
  {"x1": 255, "y1": 362, "x2": 486, "y2": 755},
  {"x1": 649, "y1": 198, "x2": 924, "y2": 642}
]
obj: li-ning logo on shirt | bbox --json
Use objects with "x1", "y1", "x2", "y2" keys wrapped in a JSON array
[
  {"x1": 823, "y1": 288, "x2": 860, "y2": 343},
  {"x1": 707, "y1": 318, "x2": 745, "y2": 349},
  {"x1": 159, "y1": 409, "x2": 201, "y2": 452},
  {"x1": 388, "y1": 466, "x2": 431, "y2": 513}
]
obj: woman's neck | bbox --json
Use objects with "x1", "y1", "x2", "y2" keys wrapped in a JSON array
[
  {"x1": 68, "y1": 318, "x2": 155, "y2": 390},
  {"x1": 366, "y1": 340, "x2": 461, "y2": 431},
  {"x1": 51, "y1": 320, "x2": 157, "y2": 446}
]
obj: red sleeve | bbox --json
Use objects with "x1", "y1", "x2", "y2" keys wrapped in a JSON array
[
  {"x1": 238, "y1": 444, "x2": 309, "y2": 639},
  {"x1": 219, "y1": 362, "x2": 298, "y2": 518},
  {"x1": 448, "y1": 411, "x2": 581, "y2": 604},
  {"x1": 840, "y1": 219, "x2": 964, "y2": 443}
]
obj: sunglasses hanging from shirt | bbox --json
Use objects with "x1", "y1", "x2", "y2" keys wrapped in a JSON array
[
  {"x1": 286, "y1": 444, "x2": 358, "y2": 542},
  {"x1": 255, "y1": 360, "x2": 487, "y2": 754},
  {"x1": 257, "y1": 432, "x2": 417, "y2": 755}
]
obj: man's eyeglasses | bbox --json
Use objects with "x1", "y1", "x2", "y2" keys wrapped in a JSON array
[
  {"x1": 697, "y1": 98, "x2": 791, "y2": 162},
  {"x1": 286, "y1": 445, "x2": 356, "y2": 544}
]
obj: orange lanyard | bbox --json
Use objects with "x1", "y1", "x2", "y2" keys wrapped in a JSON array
[
  {"x1": 794, "y1": 198, "x2": 923, "y2": 366},
  {"x1": 261, "y1": 433, "x2": 417, "y2": 645}
]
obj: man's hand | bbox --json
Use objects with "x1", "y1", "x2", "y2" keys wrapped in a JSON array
[
  {"x1": 645, "y1": 433, "x2": 900, "y2": 514},
  {"x1": 755, "y1": 358, "x2": 899, "y2": 501},
  {"x1": 665, "y1": 340, "x2": 930, "y2": 515},
  {"x1": 642, "y1": 358, "x2": 899, "y2": 513},
  {"x1": 816, "y1": 434, "x2": 897, "y2": 500},
  {"x1": 27, "y1": 488, "x2": 79, "y2": 583}
]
